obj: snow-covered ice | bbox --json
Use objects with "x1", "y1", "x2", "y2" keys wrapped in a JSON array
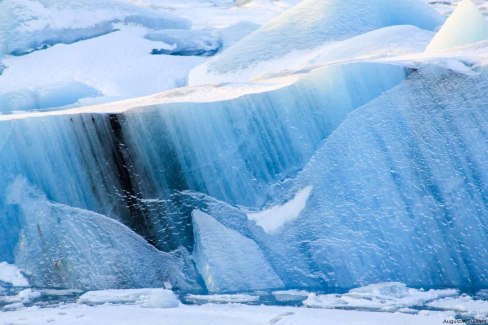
[
  {"x1": 0, "y1": 262, "x2": 29, "y2": 287},
  {"x1": 78, "y1": 289, "x2": 180, "y2": 308},
  {"x1": 426, "y1": 0, "x2": 488, "y2": 52},
  {"x1": 247, "y1": 186, "x2": 312, "y2": 234}
]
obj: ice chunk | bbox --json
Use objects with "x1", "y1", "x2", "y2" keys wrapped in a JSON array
[
  {"x1": 7, "y1": 177, "x2": 199, "y2": 291},
  {"x1": 0, "y1": 82, "x2": 101, "y2": 113},
  {"x1": 146, "y1": 29, "x2": 222, "y2": 56},
  {"x1": 192, "y1": 210, "x2": 284, "y2": 293},
  {"x1": 0, "y1": 262, "x2": 29, "y2": 287},
  {"x1": 0, "y1": 0, "x2": 190, "y2": 57},
  {"x1": 196, "y1": 0, "x2": 442, "y2": 77},
  {"x1": 304, "y1": 283, "x2": 458, "y2": 312},
  {"x1": 426, "y1": 0, "x2": 488, "y2": 52},
  {"x1": 272, "y1": 290, "x2": 310, "y2": 303},
  {"x1": 78, "y1": 289, "x2": 180, "y2": 308},
  {"x1": 247, "y1": 186, "x2": 312, "y2": 234},
  {"x1": 428, "y1": 295, "x2": 488, "y2": 318},
  {"x1": 186, "y1": 293, "x2": 259, "y2": 303}
]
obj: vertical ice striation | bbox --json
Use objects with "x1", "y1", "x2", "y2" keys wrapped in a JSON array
[
  {"x1": 426, "y1": 0, "x2": 488, "y2": 52},
  {"x1": 192, "y1": 210, "x2": 283, "y2": 293}
]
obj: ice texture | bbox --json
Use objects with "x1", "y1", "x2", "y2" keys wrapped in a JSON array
[
  {"x1": 6, "y1": 177, "x2": 200, "y2": 291},
  {"x1": 247, "y1": 186, "x2": 312, "y2": 234},
  {"x1": 195, "y1": 0, "x2": 442, "y2": 76},
  {"x1": 146, "y1": 29, "x2": 222, "y2": 56},
  {"x1": 304, "y1": 282, "x2": 459, "y2": 312},
  {"x1": 192, "y1": 210, "x2": 283, "y2": 292},
  {"x1": 0, "y1": 0, "x2": 190, "y2": 57},
  {"x1": 426, "y1": 0, "x2": 488, "y2": 52},
  {"x1": 0, "y1": 262, "x2": 29, "y2": 287},
  {"x1": 78, "y1": 289, "x2": 180, "y2": 308}
]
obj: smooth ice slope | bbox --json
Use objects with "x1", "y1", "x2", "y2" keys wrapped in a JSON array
[
  {"x1": 193, "y1": 0, "x2": 442, "y2": 78},
  {"x1": 6, "y1": 178, "x2": 199, "y2": 291},
  {"x1": 192, "y1": 210, "x2": 283, "y2": 293},
  {"x1": 426, "y1": 0, "x2": 488, "y2": 52}
]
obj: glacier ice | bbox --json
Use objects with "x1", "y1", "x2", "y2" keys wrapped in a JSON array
[
  {"x1": 247, "y1": 186, "x2": 312, "y2": 234},
  {"x1": 0, "y1": 0, "x2": 190, "y2": 58},
  {"x1": 191, "y1": 0, "x2": 443, "y2": 80},
  {"x1": 78, "y1": 288, "x2": 180, "y2": 308},
  {"x1": 426, "y1": 0, "x2": 488, "y2": 52},
  {"x1": 6, "y1": 177, "x2": 200, "y2": 291},
  {"x1": 0, "y1": 262, "x2": 29, "y2": 287},
  {"x1": 192, "y1": 210, "x2": 283, "y2": 293},
  {"x1": 146, "y1": 29, "x2": 222, "y2": 56}
]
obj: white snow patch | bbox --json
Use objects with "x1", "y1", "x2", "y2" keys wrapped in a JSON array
[
  {"x1": 426, "y1": 0, "x2": 488, "y2": 52},
  {"x1": 78, "y1": 289, "x2": 179, "y2": 308},
  {"x1": 248, "y1": 186, "x2": 312, "y2": 234},
  {"x1": 0, "y1": 262, "x2": 29, "y2": 287}
]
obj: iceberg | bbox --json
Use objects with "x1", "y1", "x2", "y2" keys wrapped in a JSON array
[
  {"x1": 78, "y1": 288, "x2": 180, "y2": 308},
  {"x1": 192, "y1": 210, "x2": 283, "y2": 293},
  {"x1": 6, "y1": 177, "x2": 200, "y2": 291},
  {"x1": 426, "y1": 0, "x2": 488, "y2": 52},
  {"x1": 189, "y1": 0, "x2": 443, "y2": 84},
  {"x1": 0, "y1": 0, "x2": 190, "y2": 58}
]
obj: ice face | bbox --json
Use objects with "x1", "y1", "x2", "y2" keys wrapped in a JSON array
[
  {"x1": 426, "y1": 0, "x2": 488, "y2": 52},
  {"x1": 6, "y1": 177, "x2": 200, "y2": 291},
  {"x1": 192, "y1": 210, "x2": 283, "y2": 293}
]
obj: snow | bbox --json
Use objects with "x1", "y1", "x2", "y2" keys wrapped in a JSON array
[
  {"x1": 272, "y1": 290, "x2": 310, "y2": 303},
  {"x1": 0, "y1": 300, "x2": 454, "y2": 325},
  {"x1": 0, "y1": 25, "x2": 206, "y2": 113},
  {"x1": 428, "y1": 295, "x2": 488, "y2": 318},
  {"x1": 189, "y1": 0, "x2": 443, "y2": 84},
  {"x1": 247, "y1": 186, "x2": 312, "y2": 234},
  {"x1": 304, "y1": 283, "x2": 458, "y2": 312},
  {"x1": 78, "y1": 289, "x2": 179, "y2": 308},
  {"x1": 0, "y1": 262, "x2": 29, "y2": 287},
  {"x1": 0, "y1": 0, "x2": 190, "y2": 57},
  {"x1": 192, "y1": 210, "x2": 284, "y2": 292},
  {"x1": 426, "y1": 0, "x2": 488, "y2": 52}
]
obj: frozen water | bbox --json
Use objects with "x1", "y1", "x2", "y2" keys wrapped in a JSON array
[
  {"x1": 426, "y1": 0, "x2": 488, "y2": 52},
  {"x1": 192, "y1": 0, "x2": 442, "y2": 80},
  {"x1": 186, "y1": 293, "x2": 259, "y2": 304},
  {"x1": 247, "y1": 186, "x2": 312, "y2": 234},
  {"x1": 304, "y1": 282, "x2": 459, "y2": 312},
  {"x1": 6, "y1": 177, "x2": 200, "y2": 291},
  {"x1": 0, "y1": 262, "x2": 29, "y2": 287},
  {"x1": 192, "y1": 210, "x2": 283, "y2": 293},
  {"x1": 0, "y1": 0, "x2": 190, "y2": 57},
  {"x1": 78, "y1": 289, "x2": 180, "y2": 308},
  {"x1": 146, "y1": 29, "x2": 222, "y2": 56}
]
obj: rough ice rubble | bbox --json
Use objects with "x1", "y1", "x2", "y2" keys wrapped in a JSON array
[
  {"x1": 189, "y1": 0, "x2": 443, "y2": 84},
  {"x1": 304, "y1": 282, "x2": 458, "y2": 312},
  {"x1": 6, "y1": 177, "x2": 200, "y2": 291},
  {"x1": 0, "y1": 262, "x2": 29, "y2": 287},
  {"x1": 426, "y1": 0, "x2": 488, "y2": 52},
  {"x1": 0, "y1": 0, "x2": 190, "y2": 57},
  {"x1": 78, "y1": 289, "x2": 180, "y2": 308},
  {"x1": 192, "y1": 210, "x2": 283, "y2": 293}
]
